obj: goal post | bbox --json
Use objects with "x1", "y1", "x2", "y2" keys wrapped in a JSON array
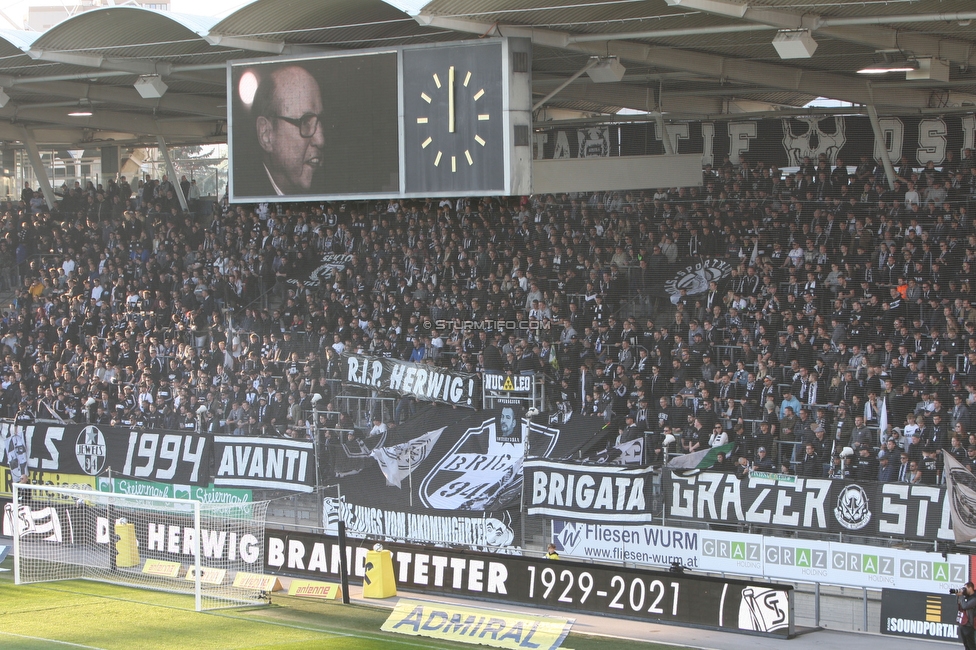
[{"x1": 11, "y1": 483, "x2": 269, "y2": 611}]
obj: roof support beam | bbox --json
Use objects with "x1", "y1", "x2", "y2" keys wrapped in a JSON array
[
  {"x1": 20, "y1": 126, "x2": 56, "y2": 210},
  {"x1": 156, "y1": 135, "x2": 188, "y2": 213},
  {"x1": 664, "y1": 0, "x2": 976, "y2": 69},
  {"x1": 205, "y1": 34, "x2": 320, "y2": 56},
  {"x1": 533, "y1": 58, "x2": 599, "y2": 112},
  {"x1": 3, "y1": 80, "x2": 224, "y2": 118},
  {"x1": 0, "y1": 105, "x2": 219, "y2": 138},
  {"x1": 533, "y1": 81, "x2": 724, "y2": 115},
  {"x1": 567, "y1": 24, "x2": 770, "y2": 43},
  {"x1": 415, "y1": 14, "x2": 932, "y2": 109},
  {"x1": 26, "y1": 49, "x2": 173, "y2": 76}
]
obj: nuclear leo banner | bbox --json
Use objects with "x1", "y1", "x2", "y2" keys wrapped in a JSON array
[
  {"x1": 663, "y1": 471, "x2": 953, "y2": 542},
  {"x1": 342, "y1": 352, "x2": 477, "y2": 408}
]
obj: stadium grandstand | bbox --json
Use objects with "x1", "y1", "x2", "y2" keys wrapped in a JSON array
[{"x1": 0, "y1": 0, "x2": 976, "y2": 648}]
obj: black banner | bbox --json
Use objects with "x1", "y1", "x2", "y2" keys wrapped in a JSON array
[
  {"x1": 288, "y1": 252, "x2": 353, "y2": 288},
  {"x1": 880, "y1": 589, "x2": 958, "y2": 641},
  {"x1": 212, "y1": 436, "x2": 314, "y2": 493},
  {"x1": 524, "y1": 460, "x2": 655, "y2": 522},
  {"x1": 536, "y1": 115, "x2": 976, "y2": 169},
  {"x1": 0, "y1": 422, "x2": 315, "y2": 493},
  {"x1": 0, "y1": 422, "x2": 210, "y2": 486},
  {"x1": 265, "y1": 528, "x2": 793, "y2": 636},
  {"x1": 663, "y1": 472, "x2": 953, "y2": 542},
  {"x1": 343, "y1": 352, "x2": 477, "y2": 408},
  {"x1": 327, "y1": 404, "x2": 607, "y2": 551},
  {"x1": 3, "y1": 498, "x2": 264, "y2": 569}
]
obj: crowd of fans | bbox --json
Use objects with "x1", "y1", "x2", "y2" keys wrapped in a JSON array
[{"x1": 3, "y1": 149, "x2": 976, "y2": 488}]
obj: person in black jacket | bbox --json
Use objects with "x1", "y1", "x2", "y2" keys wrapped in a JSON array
[
  {"x1": 797, "y1": 443, "x2": 823, "y2": 477},
  {"x1": 957, "y1": 582, "x2": 976, "y2": 650}
]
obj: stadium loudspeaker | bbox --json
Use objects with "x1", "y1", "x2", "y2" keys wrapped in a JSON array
[
  {"x1": 101, "y1": 146, "x2": 119, "y2": 175},
  {"x1": 586, "y1": 58, "x2": 626, "y2": 83},
  {"x1": 772, "y1": 30, "x2": 818, "y2": 59},
  {"x1": 134, "y1": 75, "x2": 168, "y2": 99},
  {"x1": 907, "y1": 58, "x2": 950, "y2": 82}
]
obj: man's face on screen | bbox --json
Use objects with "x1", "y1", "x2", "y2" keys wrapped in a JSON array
[{"x1": 259, "y1": 66, "x2": 324, "y2": 193}]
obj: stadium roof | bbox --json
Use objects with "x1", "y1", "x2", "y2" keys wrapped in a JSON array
[{"x1": 0, "y1": 0, "x2": 973, "y2": 147}]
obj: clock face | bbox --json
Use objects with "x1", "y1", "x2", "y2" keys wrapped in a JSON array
[{"x1": 403, "y1": 43, "x2": 505, "y2": 195}]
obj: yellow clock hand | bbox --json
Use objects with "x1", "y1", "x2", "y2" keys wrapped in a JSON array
[{"x1": 448, "y1": 66, "x2": 455, "y2": 134}]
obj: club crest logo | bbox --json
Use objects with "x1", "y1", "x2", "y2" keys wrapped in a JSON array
[
  {"x1": 834, "y1": 484, "x2": 872, "y2": 530},
  {"x1": 664, "y1": 259, "x2": 732, "y2": 304},
  {"x1": 739, "y1": 587, "x2": 790, "y2": 633},
  {"x1": 419, "y1": 415, "x2": 557, "y2": 511},
  {"x1": 75, "y1": 426, "x2": 107, "y2": 476}
]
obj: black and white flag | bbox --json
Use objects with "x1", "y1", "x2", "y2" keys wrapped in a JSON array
[
  {"x1": 942, "y1": 450, "x2": 976, "y2": 544},
  {"x1": 370, "y1": 427, "x2": 444, "y2": 488}
]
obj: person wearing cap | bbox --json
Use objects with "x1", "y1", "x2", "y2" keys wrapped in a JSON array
[
  {"x1": 852, "y1": 446, "x2": 879, "y2": 481},
  {"x1": 804, "y1": 423, "x2": 828, "y2": 461},
  {"x1": 619, "y1": 412, "x2": 641, "y2": 444},
  {"x1": 754, "y1": 445, "x2": 775, "y2": 472},
  {"x1": 876, "y1": 451, "x2": 897, "y2": 483},
  {"x1": 966, "y1": 445, "x2": 976, "y2": 474},
  {"x1": 699, "y1": 351, "x2": 717, "y2": 384},
  {"x1": 368, "y1": 416, "x2": 388, "y2": 439},
  {"x1": 906, "y1": 429, "x2": 925, "y2": 464}
]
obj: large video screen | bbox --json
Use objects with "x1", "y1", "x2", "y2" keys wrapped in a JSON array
[{"x1": 228, "y1": 52, "x2": 399, "y2": 201}]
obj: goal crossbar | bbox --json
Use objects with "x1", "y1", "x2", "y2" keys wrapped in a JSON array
[{"x1": 11, "y1": 482, "x2": 267, "y2": 611}]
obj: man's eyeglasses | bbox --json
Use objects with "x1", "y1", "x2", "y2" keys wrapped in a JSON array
[{"x1": 273, "y1": 113, "x2": 322, "y2": 138}]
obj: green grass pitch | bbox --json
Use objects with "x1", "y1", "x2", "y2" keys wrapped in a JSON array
[{"x1": 0, "y1": 559, "x2": 693, "y2": 650}]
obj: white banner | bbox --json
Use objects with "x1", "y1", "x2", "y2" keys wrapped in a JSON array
[
  {"x1": 551, "y1": 521, "x2": 754, "y2": 573},
  {"x1": 551, "y1": 521, "x2": 968, "y2": 593},
  {"x1": 763, "y1": 538, "x2": 968, "y2": 593}
]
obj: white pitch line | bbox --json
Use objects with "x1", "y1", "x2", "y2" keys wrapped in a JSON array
[{"x1": 0, "y1": 630, "x2": 108, "y2": 650}]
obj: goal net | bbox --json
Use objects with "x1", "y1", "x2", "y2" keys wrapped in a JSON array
[{"x1": 10, "y1": 483, "x2": 270, "y2": 611}]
